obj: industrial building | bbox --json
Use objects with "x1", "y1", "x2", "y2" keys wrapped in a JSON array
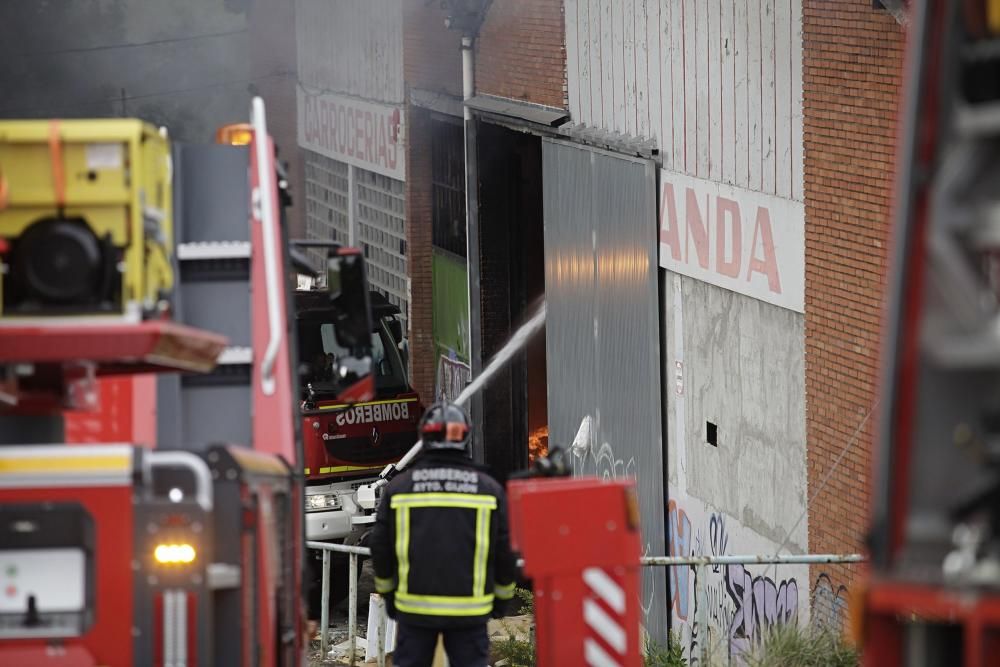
[{"x1": 291, "y1": 0, "x2": 903, "y2": 652}]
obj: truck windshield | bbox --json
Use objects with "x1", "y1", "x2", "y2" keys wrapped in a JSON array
[{"x1": 298, "y1": 319, "x2": 407, "y2": 396}]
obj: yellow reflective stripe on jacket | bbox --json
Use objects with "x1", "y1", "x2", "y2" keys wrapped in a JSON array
[
  {"x1": 374, "y1": 576, "x2": 396, "y2": 594},
  {"x1": 395, "y1": 505, "x2": 408, "y2": 596},
  {"x1": 391, "y1": 491, "x2": 498, "y2": 615},
  {"x1": 394, "y1": 592, "x2": 495, "y2": 617},
  {"x1": 390, "y1": 493, "x2": 497, "y2": 510},
  {"x1": 494, "y1": 581, "x2": 516, "y2": 600},
  {"x1": 472, "y1": 506, "x2": 490, "y2": 596}
]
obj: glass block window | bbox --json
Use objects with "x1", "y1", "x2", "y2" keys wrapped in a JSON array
[
  {"x1": 356, "y1": 166, "x2": 408, "y2": 327},
  {"x1": 303, "y1": 151, "x2": 350, "y2": 271},
  {"x1": 302, "y1": 150, "x2": 409, "y2": 330}
]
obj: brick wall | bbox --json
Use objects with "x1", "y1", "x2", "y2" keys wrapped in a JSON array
[
  {"x1": 402, "y1": 0, "x2": 566, "y2": 106},
  {"x1": 479, "y1": 196, "x2": 515, "y2": 474},
  {"x1": 404, "y1": 107, "x2": 437, "y2": 404},
  {"x1": 403, "y1": 0, "x2": 566, "y2": 408},
  {"x1": 478, "y1": 123, "x2": 515, "y2": 476},
  {"x1": 803, "y1": 0, "x2": 905, "y2": 616},
  {"x1": 476, "y1": 0, "x2": 567, "y2": 109},
  {"x1": 403, "y1": 0, "x2": 461, "y2": 405},
  {"x1": 404, "y1": 0, "x2": 463, "y2": 96}
]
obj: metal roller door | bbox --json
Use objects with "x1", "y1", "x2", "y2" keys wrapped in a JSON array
[{"x1": 542, "y1": 139, "x2": 667, "y2": 636}]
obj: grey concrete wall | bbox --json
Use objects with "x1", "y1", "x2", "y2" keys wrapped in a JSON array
[
  {"x1": 662, "y1": 271, "x2": 808, "y2": 662},
  {"x1": 665, "y1": 274, "x2": 807, "y2": 550}
]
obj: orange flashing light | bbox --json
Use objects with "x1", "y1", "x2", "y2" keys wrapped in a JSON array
[
  {"x1": 216, "y1": 123, "x2": 254, "y2": 146},
  {"x1": 154, "y1": 543, "x2": 197, "y2": 565}
]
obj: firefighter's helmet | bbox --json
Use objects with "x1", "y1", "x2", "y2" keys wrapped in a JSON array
[{"x1": 419, "y1": 402, "x2": 471, "y2": 453}]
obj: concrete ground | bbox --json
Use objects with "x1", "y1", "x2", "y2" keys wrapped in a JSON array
[
  {"x1": 309, "y1": 560, "x2": 378, "y2": 666},
  {"x1": 308, "y1": 560, "x2": 533, "y2": 666}
]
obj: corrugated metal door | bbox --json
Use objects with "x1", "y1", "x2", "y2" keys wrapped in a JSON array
[{"x1": 542, "y1": 139, "x2": 667, "y2": 636}]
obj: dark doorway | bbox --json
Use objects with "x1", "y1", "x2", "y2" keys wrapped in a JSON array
[{"x1": 477, "y1": 123, "x2": 547, "y2": 482}]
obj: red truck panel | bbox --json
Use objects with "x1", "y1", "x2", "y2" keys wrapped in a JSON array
[
  {"x1": 0, "y1": 486, "x2": 134, "y2": 667},
  {"x1": 303, "y1": 392, "x2": 422, "y2": 480},
  {"x1": 64, "y1": 376, "x2": 157, "y2": 446}
]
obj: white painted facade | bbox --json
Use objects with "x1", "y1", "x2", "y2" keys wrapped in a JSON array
[
  {"x1": 658, "y1": 171, "x2": 805, "y2": 312},
  {"x1": 295, "y1": 0, "x2": 409, "y2": 323},
  {"x1": 565, "y1": 0, "x2": 804, "y2": 202},
  {"x1": 297, "y1": 88, "x2": 406, "y2": 181},
  {"x1": 296, "y1": 0, "x2": 404, "y2": 105},
  {"x1": 564, "y1": 1, "x2": 808, "y2": 658}
]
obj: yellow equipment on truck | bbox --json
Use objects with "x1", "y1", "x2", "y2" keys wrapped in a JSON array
[{"x1": 0, "y1": 119, "x2": 174, "y2": 320}]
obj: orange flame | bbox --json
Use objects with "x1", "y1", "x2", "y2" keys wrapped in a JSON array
[{"x1": 528, "y1": 425, "x2": 549, "y2": 464}]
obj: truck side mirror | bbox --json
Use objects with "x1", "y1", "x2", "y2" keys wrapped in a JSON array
[
  {"x1": 327, "y1": 251, "x2": 372, "y2": 349},
  {"x1": 387, "y1": 317, "x2": 404, "y2": 345}
]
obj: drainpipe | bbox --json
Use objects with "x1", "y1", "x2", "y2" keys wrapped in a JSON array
[
  {"x1": 461, "y1": 34, "x2": 486, "y2": 463},
  {"x1": 462, "y1": 36, "x2": 475, "y2": 122}
]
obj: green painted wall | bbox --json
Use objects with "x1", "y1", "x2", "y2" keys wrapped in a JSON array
[{"x1": 432, "y1": 249, "x2": 469, "y2": 364}]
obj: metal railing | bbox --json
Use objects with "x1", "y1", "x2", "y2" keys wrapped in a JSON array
[
  {"x1": 642, "y1": 553, "x2": 864, "y2": 566},
  {"x1": 306, "y1": 542, "x2": 864, "y2": 665},
  {"x1": 307, "y1": 541, "x2": 385, "y2": 666}
]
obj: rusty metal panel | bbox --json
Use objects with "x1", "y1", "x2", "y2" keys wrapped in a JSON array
[
  {"x1": 542, "y1": 139, "x2": 667, "y2": 636},
  {"x1": 296, "y1": 0, "x2": 404, "y2": 105}
]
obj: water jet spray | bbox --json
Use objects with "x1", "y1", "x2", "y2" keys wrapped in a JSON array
[{"x1": 356, "y1": 301, "x2": 547, "y2": 510}]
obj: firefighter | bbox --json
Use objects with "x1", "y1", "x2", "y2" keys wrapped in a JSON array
[{"x1": 370, "y1": 402, "x2": 517, "y2": 667}]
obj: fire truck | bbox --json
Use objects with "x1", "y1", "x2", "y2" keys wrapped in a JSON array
[
  {"x1": 290, "y1": 251, "x2": 423, "y2": 610},
  {"x1": 0, "y1": 97, "x2": 656, "y2": 667},
  {"x1": 859, "y1": 1, "x2": 1000, "y2": 664},
  {"x1": 0, "y1": 100, "x2": 378, "y2": 665}
]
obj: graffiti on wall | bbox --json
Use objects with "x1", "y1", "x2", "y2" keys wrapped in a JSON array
[
  {"x1": 431, "y1": 249, "x2": 469, "y2": 402},
  {"x1": 709, "y1": 514, "x2": 729, "y2": 569},
  {"x1": 668, "y1": 500, "x2": 692, "y2": 621},
  {"x1": 569, "y1": 415, "x2": 638, "y2": 481},
  {"x1": 726, "y1": 564, "x2": 799, "y2": 658},
  {"x1": 436, "y1": 354, "x2": 470, "y2": 403},
  {"x1": 570, "y1": 415, "x2": 657, "y2": 621},
  {"x1": 667, "y1": 502, "x2": 802, "y2": 664},
  {"x1": 811, "y1": 573, "x2": 849, "y2": 633}
]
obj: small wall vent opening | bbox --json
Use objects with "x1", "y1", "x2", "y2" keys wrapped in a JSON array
[{"x1": 706, "y1": 422, "x2": 718, "y2": 447}]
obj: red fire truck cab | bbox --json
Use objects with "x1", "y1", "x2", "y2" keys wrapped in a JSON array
[{"x1": 295, "y1": 281, "x2": 423, "y2": 606}]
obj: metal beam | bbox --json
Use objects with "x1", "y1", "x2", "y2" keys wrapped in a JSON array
[{"x1": 464, "y1": 95, "x2": 568, "y2": 127}]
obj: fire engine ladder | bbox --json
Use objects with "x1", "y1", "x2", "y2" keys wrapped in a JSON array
[
  {"x1": 866, "y1": 2, "x2": 1000, "y2": 664},
  {"x1": 158, "y1": 136, "x2": 303, "y2": 665},
  {"x1": 156, "y1": 142, "x2": 256, "y2": 451},
  {"x1": 876, "y1": 0, "x2": 1000, "y2": 568}
]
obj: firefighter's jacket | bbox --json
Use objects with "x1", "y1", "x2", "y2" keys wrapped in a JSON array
[{"x1": 369, "y1": 451, "x2": 517, "y2": 628}]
